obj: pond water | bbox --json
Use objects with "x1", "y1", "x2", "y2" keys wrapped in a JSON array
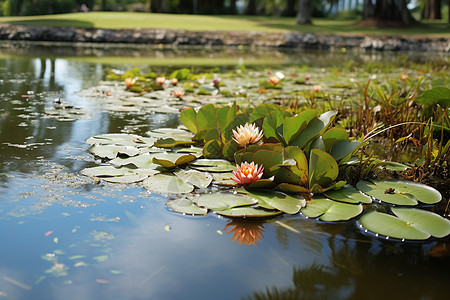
[{"x1": 0, "y1": 43, "x2": 449, "y2": 299}]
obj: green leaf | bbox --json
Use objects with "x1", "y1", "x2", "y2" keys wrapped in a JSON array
[
  {"x1": 195, "y1": 193, "x2": 257, "y2": 211},
  {"x1": 324, "y1": 185, "x2": 372, "y2": 204},
  {"x1": 330, "y1": 140, "x2": 362, "y2": 162},
  {"x1": 414, "y1": 87, "x2": 450, "y2": 108},
  {"x1": 360, "y1": 211, "x2": 430, "y2": 240},
  {"x1": 167, "y1": 199, "x2": 208, "y2": 215},
  {"x1": 301, "y1": 198, "x2": 363, "y2": 221},
  {"x1": 277, "y1": 183, "x2": 310, "y2": 194},
  {"x1": 223, "y1": 139, "x2": 238, "y2": 161},
  {"x1": 250, "y1": 103, "x2": 281, "y2": 123},
  {"x1": 308, "y1": 149, "x2": 339, "y2": 189},
  {"x1": 142, "y1": 174, "x2": 194, "y2": 194},
  {"x1": 152, "y1": 153, "x2": 196, "y2": 169},
  {"x1": 262, "y1": 110, "x2": 285, "y2": 141},
  {"x1": 283, "y1": 109, "x2": 317, "y2": 145},
  {"x1": 244, "y1": 190, "x2": 306, "y2": 214},
  {"x1": 173, "y1": 168, "x2": 213, "y2": 189},
  {"x1": 322, "y1": 127, "x2": 348, "y2": 152},
  {"x1": 356, "y1": 180, "x2": 442, "y2": 206},
  {"x1": 284, "y1": 146, "x2": 308, "y2": 185},
  {"x1": 170, "y1": 68, "x2": 191, "y2": 80},
  {"x1": 292, "y1": 110, "x2": 338, "y2": 149},
  {"x1": 392, "y1": 208, "x2": 450, "y2": 238},
  {"x1": 203, "y1": 139, "x2": 223, "y2": 159},
  {"x1": 154, "y1": 138, "x2": 195, "y2": 148},
  {"x1": 88, "y1": 144, "x2": 140, "y2": 160},
  {"x1": 189, "y1": 159, "x2": 236, "y2": 172},
  {"x1": 196, "y1": 104, "x2": 217, "y2": 131},
  {"x1": 215, "y1": 206, "x2": 282, "y2": 217}
]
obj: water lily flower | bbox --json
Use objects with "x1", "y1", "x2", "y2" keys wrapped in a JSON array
[
  {"x1": 156, "y1": 77, "x2": 165, "y2": 86},
  {"x1": 173, "y1": 89, "x2": 185, "y2": 99},
  {"x1": 232, "y1": 123, "x2": 263, "y2": 147},
  {"x1": 305, "y1": 74, "x2": 311, "y2": 81},
  {"x1": 213, "y1": 76, "x2": 221, "y2": 89},
  {"x1": 313, "y1": 85, "x2": 321, "y2": 92},
  {"x1": 171, "y1": 78, "x2": 178, "y2": 86},
  {"x1": 124, "y1": 78, "x2": 136, "y2": 89},
  {"x1": 268, "y1": 75, "x2": 281, "y2": 86},
  {"x1": 400, "y1": 73, "x2": 409, "y2": 81},
  {"x1": 231, "y1": 162, "x2": 264, "y2": 185}
]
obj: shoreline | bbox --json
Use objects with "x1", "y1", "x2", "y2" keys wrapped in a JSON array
[{"x1": 1, "y1": 24, "x2": 449, "y2": 52}]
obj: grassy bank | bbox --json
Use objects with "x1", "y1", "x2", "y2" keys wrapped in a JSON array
[{"x1": 1, "y1": 12, "x2": 449, "y2": 37}]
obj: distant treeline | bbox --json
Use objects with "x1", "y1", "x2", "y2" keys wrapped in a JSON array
[{"x1": 0, "y1": 0, "x2": 447, "y2": 25}]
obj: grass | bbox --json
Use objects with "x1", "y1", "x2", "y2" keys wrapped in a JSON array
[{"x1": 0, "y1": 12, "x2": 449, "y2": 37}]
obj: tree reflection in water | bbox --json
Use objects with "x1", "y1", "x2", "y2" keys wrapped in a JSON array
[
  {"x1": 223, "y1": 219, "x2": 265, "y2": 246},
  {"x1": 244, "y1": 218, "x2": 450, "y2": 300}
]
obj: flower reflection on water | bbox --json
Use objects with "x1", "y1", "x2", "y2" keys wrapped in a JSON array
[{"x1": 223, "y1": 219, "x2": 265, "y2": 246}]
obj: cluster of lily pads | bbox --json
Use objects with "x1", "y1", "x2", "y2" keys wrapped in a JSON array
[{"x1": 80, "y1": 68, "x2": 450, "y2": 242}]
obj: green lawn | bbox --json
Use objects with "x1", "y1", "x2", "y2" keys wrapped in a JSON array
[{"x1": 0, "y1": 12, "x2": 449, "y2": 37}]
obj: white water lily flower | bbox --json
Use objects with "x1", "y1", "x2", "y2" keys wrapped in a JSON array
[{"x1": 232, "y1": 123, "x2": 263, "y2": 148}]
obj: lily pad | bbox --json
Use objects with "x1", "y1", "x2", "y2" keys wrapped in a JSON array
[
  {"x1": 167, "y1": 199, "x2": 208, "y2": 215},
  {"x1": 215, "y1": 206, "x2": 283, "y2": 218},
  {"x1": 359, "y1": 208, "x2": 450, "y2": 240},
  {"x1": 88, "y1": 144, "x2": 140, "y2": 159},
  {"x1": 301, "y1": 198, "x2": 363, "y2": 221},
  {"x1": 173, "y1": 168, "x2": 213, "y2": 189},
  {"x1": 356, "y1": 180, "x2": 442, "y2": 206},
  {"x1": 194, "y1": 193, "x2": 257, "y2": 211},
  {"x1": 189, "y1": 159, "x2": 236, "y2": 172},
  {"x1": 324, "y1": 185, "x2": 372, "y2": 204},
  {"x1": 142, "y1": 174, "x2": 194, "y2": 194},
  {"x1": 152, "y1": 153, "x2": 197, "y2": 168},
  {"x1": 243, "y1": 190, "x2": 306, "y2": 214}
]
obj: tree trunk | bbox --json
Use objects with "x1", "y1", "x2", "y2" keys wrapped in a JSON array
[
  {"x1": 296, "y1": 0, "x2": 312, "y2": 24},
  {"x1": 283, "y1": 0, "x2": 297, "y2": 16},
  {"x1": 363, "y1": 0, "x2": 418, "y2": 26},
  {"x1": 229, "y1": 0, "x2": 237, "y2": 14},
  {"x1": 422, "y1": 0, "x2": 442, "y2": 19},
  {"x1": 145, "y1": 0, "x2": 152, "y2": 13},
  {"x1": 245, "y1": 0, "x2": 257, "y2": 15}
]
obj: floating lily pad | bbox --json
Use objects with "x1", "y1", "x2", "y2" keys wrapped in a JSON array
[
  {"x1": 173, "y1": 168, "x2": 213, "y2": 189},
  {"x1": 88, "y1": 144, "x2": 140, "y2": 159},
  {"x1": 152, "y1": 153, "x2": 196, "y2": 168},
  {"x1": 211, "y1": 172, "x2": 236, "y2": 186},
  {"x1": 215, "y1": 206, "x2": 283, "y2": 218},
  {"x1": 243, "y1": 190, "x2": 306, "y2": 214},
  {"x1": 147, "y1": 128, "x2": 194, "y2": 140},
  {"x1": 301, "y1": 198, "x2": 363, "y2": 221},
  {"x1": 194, "y1": 193, "x2": 257, "y2": 211},
  {"x1": 324, "y1": 185, "x2": 372, "y2": 204},
  {"x1": 142, "y1": 174, "x2": 194, "y2": 194},
  {"x1": 167, "y1": 199, "x2": 208, "y2": 215},
  {"x1": 110, "y1": 153, "x2": 160, "y2": 169},
  {"x1": 359, "y1": 208, "x2": 450, "y2": 240},
  {"x1": 189, "y1": 159, "x2": 236, "y2": 172},
  {"x1": 356, "y1": 180, "x2": 442, "y2": 206}
]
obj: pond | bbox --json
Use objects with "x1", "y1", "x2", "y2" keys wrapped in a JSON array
[{"x1": 0, "y1": 43, "x2": 449, "y2": 299}]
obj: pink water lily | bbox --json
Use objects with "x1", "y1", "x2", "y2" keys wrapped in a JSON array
[
  {"x1": 124, "y1": 78, "x2": 136, "y2": 89},
  {"x1": 156, "y1": 77, "x2": 166, "y2": 86},
  {"x1": 232, "y1": 123, "x2": 263, "y2": 148},
  {"x1": 231, "y1": 162, "x2": 264, "y2": 185},
  {"x1": 269, "y1": 76, "x2": 281, "y2": 85}
]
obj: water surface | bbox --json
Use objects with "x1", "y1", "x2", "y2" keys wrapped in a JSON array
[{"x1": 0, "y1": 44, "x2": 448, "y2": 299}]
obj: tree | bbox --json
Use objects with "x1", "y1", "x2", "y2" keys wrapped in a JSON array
[
  {"x1": 362, "y1": 0, "x2": 418, "y2": 26},
  {"x1": 296, "y1": 0, "x2": 312, "y2": 24},
  {"x1": 245, "y1": 0, "x2": 257, "y2": 15},
  {"x1": 421, "y1": 0, "x2": 442, "y2": 20}
]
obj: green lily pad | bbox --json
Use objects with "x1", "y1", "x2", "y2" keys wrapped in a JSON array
[
  {"x1": 142, "y1": 174, "x2": 194, "y2": 194},
  {"x1": 359, "y1": 208, "x2": 450, "y2": 240},
  {"x1": 324, "y1": 185, "x2": 372, "y2": 204},
  {"x1": 154, "y1": 138, "x2": 195, "y2": 148},
  {"x1": 167, "y1": 199, "x2": 208, "y2": 215},
  {"x1": 88, "y1": 144, "x2": 140, "y2": 159},
  {"x1": 301, "y1": 198, "x2": 363, "y2": 221},
  {"x1": 173, "y1": 168, "x2": 213, "y2": 189},
  {"x1": 85, "y1": 133, "x2": 146, "y2": 146},
  {"x1": 110, "y1": 153, "x2": 160, "y2": 169},
  {"x1": 152, "y1": 153, "x2": 197, "y2": 168},
  {"x1": 147, "y1": 128, "x2": 194, "y2": 140},
  {"x1": 189, "y1": 159, "x2": 236, "y2": 172},
  {"x1": 211, "y1": 172, "x2": 236, "y2": 186},
  {"x1": 392, "y1": 208, "x2": 450, "y2": 238},
  {"x1": 215, "y1": 206, "x2": 283, "y2": 218},
  {"x1": 243, "y1": 190, "x2": 306, "y2": 214},
  {"x1": 194, "y1": 193, "x2": 257, "y2": 211},
  {"x1": 80, "y1": 166, "x2": 158, "y2": 183},
  {"x1": 356, "y1": 180, "x2": 442, "y2": 206}
]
